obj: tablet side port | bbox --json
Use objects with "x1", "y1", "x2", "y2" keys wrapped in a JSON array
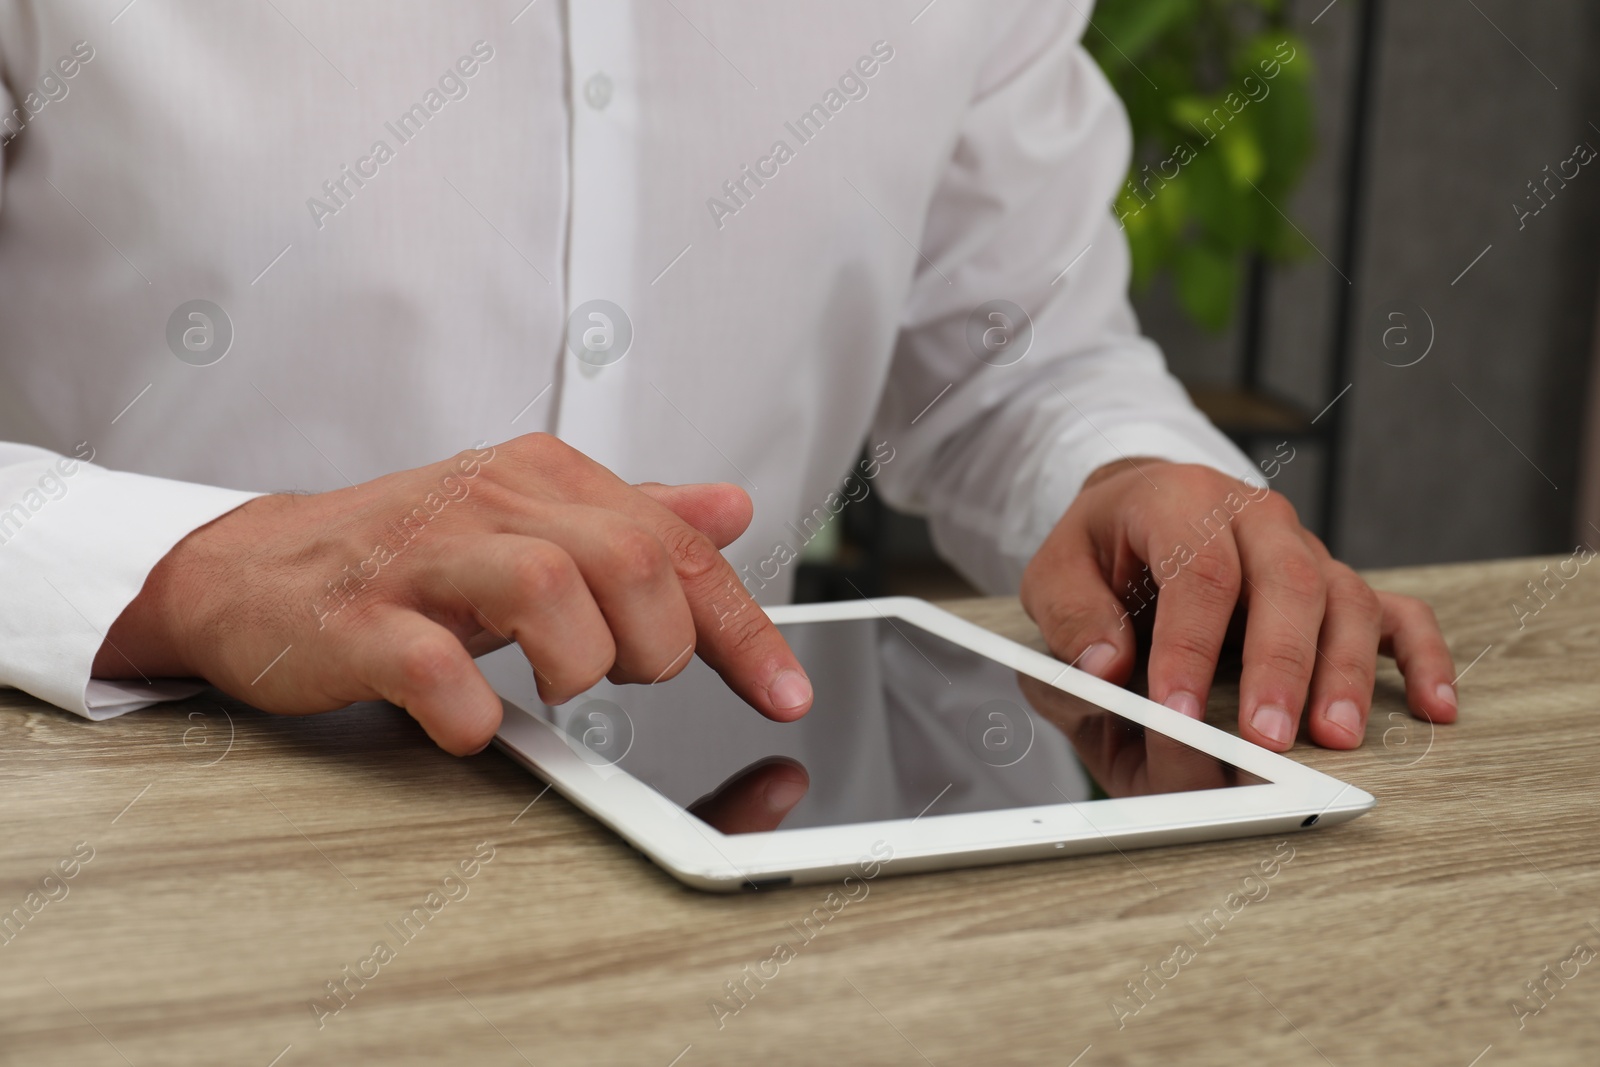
[{"x1": 741, "y1": 877, "x2": 794, "y2": 891}]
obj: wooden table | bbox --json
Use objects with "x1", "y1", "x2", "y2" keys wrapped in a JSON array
[{"x1": 2, "y1": 556, "x2": 1597, "y2": 1066}]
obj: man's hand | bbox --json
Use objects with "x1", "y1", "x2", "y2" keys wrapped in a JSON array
[
  {"x1": 1020, "y1": 458, "x2": 1458, "y2": 751},
  {"x1": 92, "y1": 433, "x2": 813, "y2": 755}
]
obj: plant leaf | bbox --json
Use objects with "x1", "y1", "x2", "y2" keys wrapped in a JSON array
[
  {"x1": 1174, "y1": 240, "x2": 1240, "y2": 332},
  {"x1": 1088, "y1": 0, "x2": 1197, "y2": 66}
]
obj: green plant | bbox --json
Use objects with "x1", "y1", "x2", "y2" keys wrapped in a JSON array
[{"x1": 1085, "y1": 0, "x2": 1316, "y2": 331}]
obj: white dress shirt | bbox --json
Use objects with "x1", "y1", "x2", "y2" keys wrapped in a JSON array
[{"x1": 0, "y1": 1, "x2": 1253, "y2": 721}]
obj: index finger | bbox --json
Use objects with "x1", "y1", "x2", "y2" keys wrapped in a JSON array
[
  {"x1": 502, "y1": 437, "x2": 814, "y2": 720},
  {"x1": 648, "y1": 516, "x2": 813, "y2": 720}
]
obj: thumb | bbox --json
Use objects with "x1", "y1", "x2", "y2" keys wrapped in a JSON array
[
  {"x1": 633, "y1": 482, "x2": 753, "y2": 549},
  {"x1": 1021, "y1": 524, "x2": 1141, "y2": 689}
]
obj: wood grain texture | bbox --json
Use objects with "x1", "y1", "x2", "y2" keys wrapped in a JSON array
[{"x1": 2, "y1": 556, "x2": 1598, "y2": 1066}]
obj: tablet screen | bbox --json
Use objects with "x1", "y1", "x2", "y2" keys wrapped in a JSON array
[{"x1": 489, "y1": 616, "x2": 1267, "y2": 835}]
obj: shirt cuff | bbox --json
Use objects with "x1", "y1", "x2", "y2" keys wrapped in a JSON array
[
  {"x1": 0, "y1": 450, "x2": 261, "y2": 718},
  {"x1": 81, "y1": 679, "x2": 213, "y2": 719},
  {"x1": 950, "y1": 419, "x2": 1257, "y2": 595},
  {"x1": 1025, "y1": 419, "x2": 1262, "y2": 550}
]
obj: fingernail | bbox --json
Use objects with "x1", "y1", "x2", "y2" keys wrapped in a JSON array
[
  {"x1": 1163, "y1": 690, "x2": 1202, "y2": 719},
  {"x1": 1434, "y1": 682, "x2": 1458, "y2": 710},
  {"x1": 1325, "y1": 699, "x2": 1363, "y2": 740},
  {"x1": 1078, "y1": 642, "x2": 1117, "y2": 677},
  {"x1": 764, "y1": 775, "x2": 808, "y2": 811},
  {"x1": 768, "y1": 669, "x2": 813, "y2": 713},
  {"x1": 1250, "y1": 704, "x2": 1294, "y2": 747},
  {"x1": 467, "y1": 740, "x2": 492, "y2": 756}
]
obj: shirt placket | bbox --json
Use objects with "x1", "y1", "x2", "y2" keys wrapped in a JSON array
[{"x1": 554, "y1": 0, "x2": 640, "y2": 469}]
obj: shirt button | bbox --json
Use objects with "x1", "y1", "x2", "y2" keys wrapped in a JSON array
[{"x1": 583, "y1": 72, "x2": 613, "y2": 110}]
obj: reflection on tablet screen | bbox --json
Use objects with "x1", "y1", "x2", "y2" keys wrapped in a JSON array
[{"x1": 493, "y1": 617, "x2": 1268, "y2": 835}]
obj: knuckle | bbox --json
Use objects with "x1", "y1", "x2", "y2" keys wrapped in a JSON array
[
  {"x1": 466, "y1": 478, "x2": 523, "y2": 514},
  {"x1": 1206, "y1": 468, "x2": 1243, "y2": 495},
  {"x1": 1299, "y1": 528, "x2": 1331, "y2": 557},
  {"x1": 1274, "y1": 553, "x2": 1322, "y2": 591},
  {"x1": 1173, "y1": 463, "x2": 1229, "y2": 491},
  {"x1": 448, "y1": 444, "x2": 494, "y2": 473},
  {"x1": 606, "y1": 526, "x2": 670, "y2": 588},
  {"x1": 397, "y1": 636, "x2": 464, "y2": 694},
  {"x1": 1258, "y1": 640, "x2": 1315, "y2": 679},
  {"x1": 508, "y1": 543, "x2": 578, "y2": 602},
  {"x1": 1257, "y1": 490, "x2": 1300, "y2": 525},
  {"x1": 721, "y1": 607, "x2": 774, "y2": 657},
  {"x1": 1329, "y1": 571, "x2": 1382, "y2": 619},
  {"x1": 1158, "y1": 627, "x2": 1222, "y2": 669},
  {"x1": 506, "y1": 433, "x2": 584, "y2": 481},
  {"x1": 1332, "y1": 659, "x2": 1378, "y2": 694},
  {"x1": 1390, "y1": 592, "x2": 1437, "y2": 627},
  {"x1": 1196, "y1": 467, "x2": 1246, "y2": 502},
  {"x1": 513, "y1": 431, "x2": 566, "y2": 458},
  {"x1": 658, "y1": 523, "x2": 722, "y2": 585},
  {"x1": 1179, "y1": 549, "x2": 1241, "y2": 602},
  {"x1": 1268, "y1": 555, "x2": 1326, "y2": 608}
]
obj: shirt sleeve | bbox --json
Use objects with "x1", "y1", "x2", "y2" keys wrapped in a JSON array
[
  {"x1": 0, "y1": 442, "x2": 261, "y2": 718},
  {"x1": 869, "y1": 0, "x2": 1258, "y2": 595}
]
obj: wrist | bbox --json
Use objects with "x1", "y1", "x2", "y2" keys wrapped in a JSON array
[
  {"x1": 94, "y1": 549, "x2": 197, "y2": 679},
  {"x1": 93, "y1": 494, "x2": 287, "y2": 680}
]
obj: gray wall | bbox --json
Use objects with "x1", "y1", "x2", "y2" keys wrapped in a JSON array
[{"x1": 1144, "y1": 0, "x2": 1600, "y2": 567}]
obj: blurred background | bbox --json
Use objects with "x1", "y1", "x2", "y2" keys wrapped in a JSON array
[{"x1": 796, "y1": 0, "x2": 1600, "y2": 603}]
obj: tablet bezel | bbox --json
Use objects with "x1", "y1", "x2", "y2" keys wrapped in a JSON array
[{"x1": 492, "y1": 597, "x2": 1374, "y2": 892}]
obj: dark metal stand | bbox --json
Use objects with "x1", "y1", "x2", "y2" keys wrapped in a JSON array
[{"x1": 1190, "y1": 0, "x2": 1384, "y2": 553}]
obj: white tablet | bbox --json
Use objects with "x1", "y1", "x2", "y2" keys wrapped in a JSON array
[{"x1": 488, "y1": 597, "x2": 1373, "y2": 892}]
